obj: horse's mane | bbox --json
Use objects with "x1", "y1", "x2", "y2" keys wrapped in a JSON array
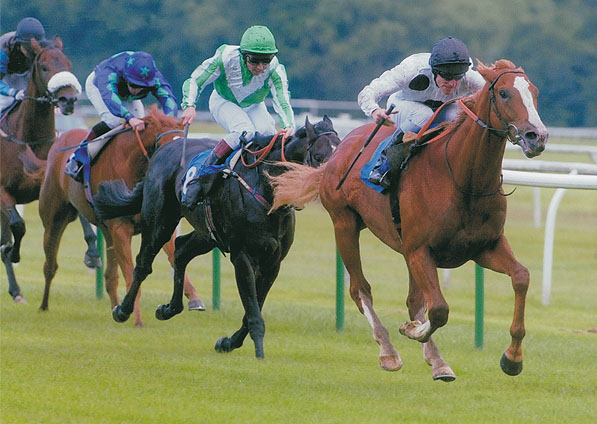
[{"x1": 140, "y1": 105, "x2": 182, "y2": 143}]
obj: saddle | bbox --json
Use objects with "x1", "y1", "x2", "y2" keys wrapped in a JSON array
[{"x1": 386, "y1": 123, "x2": 450, "y2": 232}]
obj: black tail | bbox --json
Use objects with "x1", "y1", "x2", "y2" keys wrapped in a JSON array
[{"x1": 94, "y1": 179, "x2": 144, "y2": 220}]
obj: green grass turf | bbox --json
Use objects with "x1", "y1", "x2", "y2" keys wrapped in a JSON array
[{"x1": 1, "y1": 137, "x2": 596, "y2": 423}]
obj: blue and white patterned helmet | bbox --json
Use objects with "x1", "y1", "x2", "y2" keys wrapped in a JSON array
[{"x1": 123, "y1": 51, "x2": 157, "y2": 87}]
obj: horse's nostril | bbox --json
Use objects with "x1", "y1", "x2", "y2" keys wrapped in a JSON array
[{"x1": 525, "y1": 131, "x2": 538, "y2": 141}]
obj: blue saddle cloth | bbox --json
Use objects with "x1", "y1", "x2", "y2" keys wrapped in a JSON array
[
  {"x1": 181, "y1": 148, "x2": 236, "y2": 202},
  {"x1": 359, "y1": 135, "x2": 395, "y2": 193}
]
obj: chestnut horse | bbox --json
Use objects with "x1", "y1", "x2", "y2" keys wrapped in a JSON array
[
  {"x1": 0, "y1": 37, "x2": 96, "y2": 304},
  {"x1": 269, "y1": 60, "x2": 548, "y2": 380},
  {"x1": 29, "y1": 107, "x2": 205, "y2": 327},
  {"x1": 92, "y1": 116, "x2": 340, "y2": 357}
]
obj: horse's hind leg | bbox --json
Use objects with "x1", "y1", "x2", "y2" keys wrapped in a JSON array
[
  {"x1": 161, "y1": 231, "x2": 205, "y2": 311},
  {"x1": 405, "y1": 272, "x2": 455, "y2": 382},
  {"x1": 156, "y1": 231, "x2": 213, "y2": 320},
  {"x1": 79, "y1": 215, "x2": 102, "y2": 269},
  {"x1": 475, "y1": 235, "x2": 528, "y2": 376},
  {"x1": 224, "y1": 251, "x2": 265, "y2": 358},
  {"x1": 332, "y1": 208, "x2": 402, "y2": 371}
]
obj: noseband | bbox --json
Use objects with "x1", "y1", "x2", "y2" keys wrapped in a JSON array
[
  {"x1": 304, "y1": 130, "x2": 337, "y2": 167},
  {"x1": 23, "y1": 48, "x2": 65, "y2": 107}
]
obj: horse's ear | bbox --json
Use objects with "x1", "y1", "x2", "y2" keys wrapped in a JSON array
[
  {"x1": 30, "y1": 38, "x2": 42, "y2": 54},
  {"x1": 304, "y1": 115, "x2": 316, "y2": 139},
  {"x1": 54, "y1": 36, "x2": 63, "y2": 50},
  {"x1": 323, "y1": 114, "x2": 333, "y2": 127}
]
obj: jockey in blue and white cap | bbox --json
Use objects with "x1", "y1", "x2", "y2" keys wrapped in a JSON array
[
  {"x1": 358, "y1": 37, "x2": 486, "y2": 188},
  {"x1": 0, "y1": 17, "x2": 47, "y2": 111},
  {"x1": 65, "y1": 51, "x2": 178, "y2": 182}
]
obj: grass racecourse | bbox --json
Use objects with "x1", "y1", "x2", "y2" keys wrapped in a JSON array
[{"x1": 1, "y1": 137, "x2": 596, "y2": 423}]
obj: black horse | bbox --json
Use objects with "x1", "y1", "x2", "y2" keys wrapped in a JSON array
[{"x1": 93, "y1": 116, "x2": 340, "y2": 358}]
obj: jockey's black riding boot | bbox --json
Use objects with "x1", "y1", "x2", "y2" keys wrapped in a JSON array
[
  {"x1": 182, "y1": 140, "x2": 233, "y2": 209},
  {"x1": 65, "y1": 122, "x2": 111, "y2": 182},
  {"x1": 368, "y1": 131, "x2": 404, "y2": 189},
  {"x1": 205, "y1": 139, "x2": 234, "y2": 166}
]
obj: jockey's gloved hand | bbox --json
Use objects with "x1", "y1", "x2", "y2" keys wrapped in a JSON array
[{"x1": 15, "y1": 90, "x2": 25, "y2": 100}]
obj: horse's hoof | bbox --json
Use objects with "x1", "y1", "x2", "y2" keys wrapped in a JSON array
[
  {"x1": 188, "y1": 299, "x2": 206, "y2": 311},
  {"x1": 215, "y1": 337, "x2": 232, "y2": 353},
  {"x1": 84, "y1": 253, "x2": 102, "y2": 269},
  {"x1": 379, "y1": 355, "x2": 403, "y2": 372},
  {"x1": 432, "y1": 368, "x2": 456, "y2": 382},
  {"x1": 500, "y1": 352, "x2": 523, "y2": 376},
  {"x1": 155, "y1": 305, "x2": 169, "y2": 321},
  {"x1": 112, "y1": 305, "x2": 130, "y2": 323},
  {"x1": 13, "y1": 294, "x2": 27, "y2": 304},
  {"x1": 399, "y1": 320, "x2": 431, "y2": 343}
]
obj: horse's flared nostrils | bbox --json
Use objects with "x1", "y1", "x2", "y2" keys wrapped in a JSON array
[{"x1": 268, "y1": 163, "x2": 326, "y2": 212}]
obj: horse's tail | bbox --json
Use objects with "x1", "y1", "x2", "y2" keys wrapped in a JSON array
[
  {"x1": 268, "y1": 162, "x2": 326, "y2": 212},
  {"x1": 93, "y1": 179, "x2": 144, "y2": 221},
  {"x1": 19, "y1": 146, "x2": 47, "y2": 184}
]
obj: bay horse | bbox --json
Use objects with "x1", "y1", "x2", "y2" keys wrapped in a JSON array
[
  {"x1": 92, "y1": 116, "x2": 340, "y2": 357},
  {"x1": 28, "y1": 107, "x2": 205, "y2": 327},
  {"x1": 269, "y1": 60, "x2": 548, "y2": 380},
  {"x1": 0, "y1": 37, "x2": 97, "y2": 304}
]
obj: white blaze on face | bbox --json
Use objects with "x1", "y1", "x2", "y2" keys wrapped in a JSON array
[{"x1": 513, "y1": 76, "x2": 546, "y2": 131}]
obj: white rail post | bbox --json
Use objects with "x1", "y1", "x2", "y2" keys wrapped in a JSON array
[{"x1": 541, "y1": 170, "x2": 578, "y2": 305}]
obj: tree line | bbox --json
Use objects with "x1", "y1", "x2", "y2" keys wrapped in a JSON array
[{"x1": 5, "y1": 0, "x2": 597, "y2": 126}]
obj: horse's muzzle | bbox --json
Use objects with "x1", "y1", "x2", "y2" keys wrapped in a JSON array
[
  {"x1": 517, "y1": 125, "x2": 549, "y2": 158},
  {"x1": 57, "y1": 97, "x2": 77, "y2": 115}
]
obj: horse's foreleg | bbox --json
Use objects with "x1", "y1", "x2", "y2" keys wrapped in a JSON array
[
  {"x1": 400, "y1": 249, "x2": 448, "y2": 343},
  {"x1": 78, "y1": 215, "x2": 102, "y2": 269},
  {"x1": 156, "y1": 231, "x2": 211, "y2": 320},
  {"x1": 332, "y1": 209, "x2": 402, "y2": 371},
  {"x1": 108, "y1": 224, "x2": 144, "y2": 327},
  {"x1": 475, "y1": 235, "x2": 528, "y2": 376},
  {"x1": 1, "y1": 211, "x2": 23, "y2": 302},
  {"x1": 40, "y1": 204, "x2": 77, "y2": 311},
  {"x1": 4, "y1": 205, "x2": 24, "y2": 264},
  {"x1": 103, "y1": 241, "x2": 120, "y2": 308},
  {"x1": 405, "y1": 272, "x2": 455, "y2": 382},
  {"x1": 162, "y1": 231, "x2": 205, "y2": 311}
]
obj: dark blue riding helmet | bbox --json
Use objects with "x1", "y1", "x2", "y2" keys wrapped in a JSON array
[
  {"x1": 123, "y1": 51, "x2": 157, "y2": 87},
  {"x1": 429, "y1": 37, "x2": 471, "y2": 77},
  {"x1": 15, "y1": 17, "x2": 46, "y2": 44}
]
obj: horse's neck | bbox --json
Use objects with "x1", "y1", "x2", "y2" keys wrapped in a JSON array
[
  {"x1": 10, "y1": 85, "x2": 56, "y2": 155},
  {"x1": 280, "y1": 136, "x2": 307, "y2": 164},
  {"x1": 447, "y1": 97, "x2": 507, "y2": 194}
]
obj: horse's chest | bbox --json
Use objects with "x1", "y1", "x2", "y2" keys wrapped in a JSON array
[{"x1": 430, "y1": 208, "x2": 505, "y2": 266}]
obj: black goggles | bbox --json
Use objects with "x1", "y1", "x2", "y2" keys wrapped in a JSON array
[
  {"x1": 127, "y1": 82, "x2": 146, "y2": 89},
  {"x1": 437, "y1": 71, "x2": 466, "y2": 81},
  {"x1": 245, "y1": 54, "x2": 274, "y2": 65}
]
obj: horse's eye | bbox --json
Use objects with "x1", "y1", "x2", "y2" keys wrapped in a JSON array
[
  {"x1": 41, "y1": 65, "x2": 49, "y2": 72},
  {"x1": 499, "y1": 89, "x2": 508, "y2": 99}
]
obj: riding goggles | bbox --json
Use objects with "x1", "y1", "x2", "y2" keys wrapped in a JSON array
[
  {"x1": 245, "y1": 53, "x2": 275, "y2": 65},
  {"x1": 437, "y1": 71, "x2": 466, "y2": 81}
]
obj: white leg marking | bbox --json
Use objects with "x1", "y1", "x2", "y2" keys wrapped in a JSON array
[
  {"x1": 362, "y1": 301, "x2": 375, "y2": 328},
  {"x1": 513, "y1": 76, "x2": 546, "y2": 131},
  {"x1": 413, "y1": 320, "x2": 431, "y2": 339}
]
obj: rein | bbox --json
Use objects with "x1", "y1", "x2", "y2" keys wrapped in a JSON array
[
  {"x1": 443, "y1": 70, "x2": 526, "y2": 197},
  {"x1": 235, "y1": 128, "x2": 338, "y2": 209},
  {"x1": 241, "y1": 130, "x2": 289, "y2": 168},
  {"x1": 0, "y1": 46, "x2": 67, "y2": 146}
]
